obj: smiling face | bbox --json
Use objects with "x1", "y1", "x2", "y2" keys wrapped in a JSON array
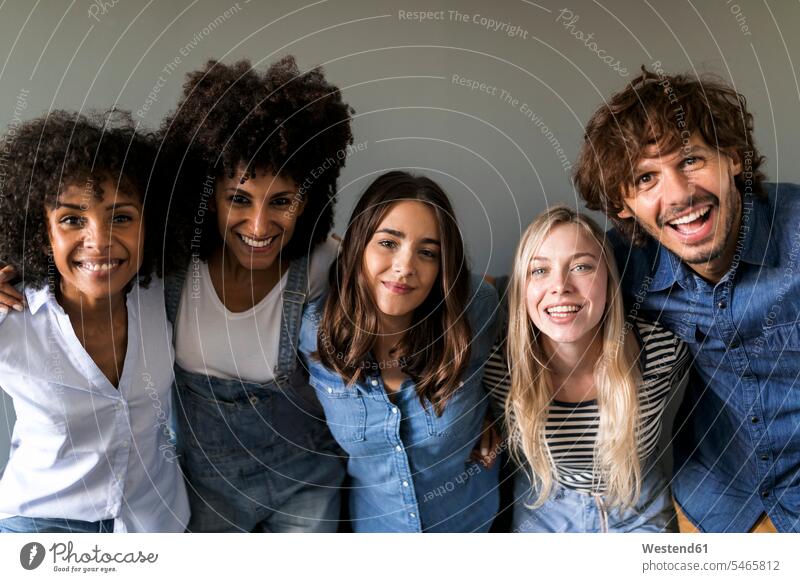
[
  {"x1": 46, "y1": 178, "x2": 145, "y2": 303},
  {"x1": 526, "y1": 223, "x2": 608, "y2": 349},
  {"x1": 618, "y1": 134, "x2": 743, "y2": 279},
  {"x1": 214, "y1": 166, "x2": 304, "y2": 271},
  {"x1": 363, "y1": 201, "x2": 441, "y2": 331}
]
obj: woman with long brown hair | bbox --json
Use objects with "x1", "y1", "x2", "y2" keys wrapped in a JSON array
[{"x1": 299, "y1": 171, "x2": 500, "y2": 532}]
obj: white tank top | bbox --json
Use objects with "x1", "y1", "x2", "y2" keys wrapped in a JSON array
[{"x1": 174, "y1": 236, "x2": 338, "y2": 383}]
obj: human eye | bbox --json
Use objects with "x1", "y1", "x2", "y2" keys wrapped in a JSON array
[
  {"x1": 229, "y1": 194, "x2": 250, "y2": 205},
  {"x1": 112, "y1": 213, "x2": 133, "y2": 224},
  {"x1": 378, "y1": 239, "x2": 397, "y2": 249},
  {"x1": 270, "y1": 196, "x2": 292, "y2": 207},
  {"x1": 635, "y1": 172, "x2": 654, "y2": 189},
  {"x1": 419, "y1": 248, "x2": 439, "y2": 260},
  {"x1": 573, "y1": 263, "x2": 594, "y2": 273},
  {"x1": 530, "y1": 266, "x2": 546, "y2": 277},
  {"x1": 682, "y1": 156, "x2": 705, "y2": 171},
  {"x1": 59, "y1": 215, "x2": 83, "y2": 227}
]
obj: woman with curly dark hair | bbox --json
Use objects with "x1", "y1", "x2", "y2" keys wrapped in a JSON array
[
  {"x1": 156, "y1": 56, "x2": 354, "y2": 532},
  {"x1": 0, "y1": 111, "x2": 189, "y2": 533}
]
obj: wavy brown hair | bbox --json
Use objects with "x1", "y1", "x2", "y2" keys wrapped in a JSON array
[
  {"x1": 317, "y1": 171, "x2": 471, "y2": 415},
  {"x1": 575, "y1": 66, "x2": 766, "y2": 245}
]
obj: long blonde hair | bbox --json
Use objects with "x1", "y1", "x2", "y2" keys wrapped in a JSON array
[{"x1": 505, "y1": 206, "x2": 642, "y2": 508}]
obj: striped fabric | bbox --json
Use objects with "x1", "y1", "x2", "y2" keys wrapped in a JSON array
[{"x1": 485, "y1": 317, "x2": 689, "y2": 493}]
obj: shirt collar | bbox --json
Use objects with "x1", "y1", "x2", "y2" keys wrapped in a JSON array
[
  {"x1": 25, "y1": 285, "x2": 54, "y2": 315},
  {"x1": 650, "y1": 245, "x2": 693, "y2": 292},
  {"x1": 649, "y1": 193, "x2": 776, "y2": 291}
]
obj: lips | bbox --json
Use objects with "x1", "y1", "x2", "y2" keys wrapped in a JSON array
[
  {"x1": 382, "y1": 281, "x2": 414, "y2": 295},
  {"x1": 663, "y1": 204, "x2": 716, "y2": 244},
  {"x1": 238, "y1": 233, "x2": 278, "y2": 249},
  {"x1": 74, "y1": 259, "x2": 123, "y2": 274},
  {"x1": 544, "y1": 304, "x2": 582, "y2": 318}
]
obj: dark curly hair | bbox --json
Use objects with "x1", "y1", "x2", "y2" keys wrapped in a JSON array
[
  {"x1": 575, "y1": 66, "x2": 766, "y2": 245},
  {"x1": 158, "y1": 55, "x2": 354, "y2": 261},
  {"x1": 0, "y1": 110, "x2": 172, "y2": 290}
]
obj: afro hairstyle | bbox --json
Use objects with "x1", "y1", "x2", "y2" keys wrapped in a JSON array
[{"x1": 158, "y1": 55, "x2": 354, "y2": 261}]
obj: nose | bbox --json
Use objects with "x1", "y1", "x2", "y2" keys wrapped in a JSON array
[
  {"x1": 250, "y1": 202, "x2": 272, "y2": 237},
  {"x1": 392, "y1": 246, "x2": 415, "y2": 278},
  {"x1": 83, "y1": 219, "x2": 112, "y2": 251},
  {"x1": 550, "y1": 268, "x2": 574, "y2": 295},
  {"x1": 661, "y1": 166, "x2": 696, "y2": 209}
]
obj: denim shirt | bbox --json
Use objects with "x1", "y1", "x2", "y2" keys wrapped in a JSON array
[
  {"x1": 299, "y1": 275, "x2": 500, "y2": 532},
  {"x1": 611, "y1": 183, "x2": 800, "y2": 532}
]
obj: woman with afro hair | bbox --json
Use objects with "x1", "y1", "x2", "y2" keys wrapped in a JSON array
[
  {"x1": 157, "y1": 56, "x2": 354, "y2": 532},
  {"x1": 0, "y1": 111, "x2": 189, "y2": 532}
]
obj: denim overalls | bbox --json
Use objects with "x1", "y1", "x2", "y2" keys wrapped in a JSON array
[
  {"x1": 164, "y1": 256, "x2": 345, "y2": 532},
  {"x1": 511, "y1": 459, "x2": 676, "y2": 533}
]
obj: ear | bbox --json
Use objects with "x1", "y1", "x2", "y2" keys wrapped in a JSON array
[
  {"x1": 617, "y1": 204, "x2": 633, "y2": 219},
  {"x1": 726, "y1": 149, "x2": 743, "y2": 176}
]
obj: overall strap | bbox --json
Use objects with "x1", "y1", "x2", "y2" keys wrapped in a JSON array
[
  {"x1": 273, "y1": 254, "x2": 310, "y2": 382},
  {"x1": 164, "y1": 265, "x2": 189, "y2": 326}
]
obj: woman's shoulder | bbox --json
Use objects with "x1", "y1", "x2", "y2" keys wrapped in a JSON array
[
  {"x1": 301, "y1": 293, "x2": 327, "y2": 334},
  {"x1": 630, "y1": 315, "x2": 690, "y2": 374}
]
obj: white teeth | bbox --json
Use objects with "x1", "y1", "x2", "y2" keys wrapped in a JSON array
[
  {"x1": 78, "y1": 260, "x2": 120, "y2": 272},
  {"x1": 240, "y1": 234, "x2": 275, "y2": 248},
  {"x1": 668, "y1": 206, "x2": 710, "y2": 226},
  {"x1": 546, "y1": 305, "x2": 581, "y2": 316}
]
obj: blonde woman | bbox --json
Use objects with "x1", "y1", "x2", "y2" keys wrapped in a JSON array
[{"x1": 485, "y1": 206, "x2": 689, "y2": 532}]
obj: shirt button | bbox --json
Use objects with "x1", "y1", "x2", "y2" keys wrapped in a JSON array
[
  {"x1": 760, "y1": 454, "x2": 769, "y2": 461},
  {"x1": 751, "y1": 416, "x2": 759, "y2": 424},
  {"x1": 395, "y1": 445, "x2": 402, "y2": 452},
  {"x1": 761, "y1": 490, "x2": 770, "y2": 498},
  {"x1": 730, "y1": 338, "x2": 741, "y2": 349},
  {"x1": 327, "y1": 387, "x2": 333, "y2": 393},
  {"x1": 392, "y1": 407, "x2": 398, "y2": 414},
  {"x1": 249, "y1": 396, "x2": 259, "y2": 405},
  {"x1": 718, "y1": 300, "x2": 727, "y2": 309},
  {"x1": 409, "y1": 512, "x2": 416, "y2": 518},
  {"x1": 402, "y1": 480, "x2": 409, "y2": 487},
  {"x1": 371, "y1": 379, "x2": 379, "y2": 386}
]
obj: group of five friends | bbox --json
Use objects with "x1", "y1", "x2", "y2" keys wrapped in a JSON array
[{"x1": 0, "y1": 56, "x2": 796, "y2": 533}]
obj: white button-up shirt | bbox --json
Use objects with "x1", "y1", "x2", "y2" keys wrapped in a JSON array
[{"x1": 0, "y1": 279, "x2": 189, "y2": 532}]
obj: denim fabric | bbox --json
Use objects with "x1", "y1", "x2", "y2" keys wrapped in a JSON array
[
  {"x1": 299, "y1": 275, "x2": 501, "y2": 532},
  {"x1": 511, "y1": 463, "x2": 676, "y2": 533},
  {"x1": 611, "y1": 184, "x2": 800, "y2": 532},
  {"x1": 166, "y1": 256, "x2": 346, "y2": 532},
  {"x1": 0, "y1": 516, "x2": 115, "y2": 533}
]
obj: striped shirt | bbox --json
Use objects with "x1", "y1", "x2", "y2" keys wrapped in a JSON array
[{"x1": 485, "y1": 317, "x2": 689, "y2": 493}]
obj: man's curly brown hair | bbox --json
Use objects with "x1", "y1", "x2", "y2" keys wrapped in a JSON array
[
  {"x1": 575, "y1": 66, "x2": 766, "y2": 246},
  {"x1": 0, "y1": 110, "x2": 172, "y2": 290},
  {"x1": 158, "y1": 55, "x2": 354, "y2": 261}
]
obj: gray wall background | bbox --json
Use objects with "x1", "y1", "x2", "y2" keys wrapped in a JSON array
[{"x1": 1, "y1": 0, "x2": 798, "y2": 471}]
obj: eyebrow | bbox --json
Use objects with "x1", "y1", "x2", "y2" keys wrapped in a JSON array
[
  {"x1": 225, "y1": 187, "x2": 297, "y2": 198},
  {"x1": 637, "y1": 144, "x2": 712, "y2": 168},
  {"x1": 376, "y1": 228, "x2": 441, "y2": 246},
  {"x1": 55, "y1": 202, "x2": 139, "y2": 211},
  {"x1": 532, "y1": 252, "x2": 598, "y2": 262}
]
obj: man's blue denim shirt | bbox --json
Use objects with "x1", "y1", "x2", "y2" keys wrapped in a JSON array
[
  {"x1": 299, "y1": 275, "x2": 500, "y2": 532},
  {"x1": 611, "y1": 183, "x2": 800, "y2": 532}
]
